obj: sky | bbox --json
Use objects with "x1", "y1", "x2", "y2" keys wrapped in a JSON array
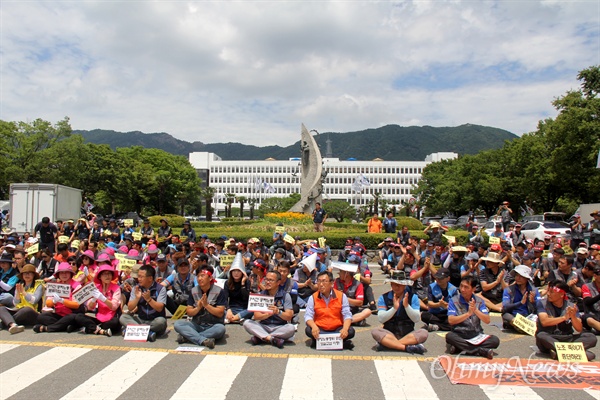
[{"x1": 1, "y1": 0, "x2": 599, "y2": 146}]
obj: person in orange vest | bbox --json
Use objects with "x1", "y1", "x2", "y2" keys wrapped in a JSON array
[{"x1": 304, "y1": 271, "x2": 355, "y2": 350}]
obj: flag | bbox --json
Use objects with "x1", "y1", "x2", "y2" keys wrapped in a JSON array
[
  {"x1": 255, "y1": 178, "x2": 262, "y2": 191},
  {"x1": 359, "y1": 174, "x2": 371, "y2": 187},
  {"x1": 352, "y1": 175, "x2": 363, "y2": 192},
  {"x1": 85, "y1": 201, "x2": 94, "y2": 212},
  {"x1": 263, "y1": 181, "x2": 275, "y2": 193},
  {"x1": 520, "y1": 206, "x2": 526, "y2": 217}
]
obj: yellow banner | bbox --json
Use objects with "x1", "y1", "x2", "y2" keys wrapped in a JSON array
[
  {"x1": 555, "y1": 342, "x2": 588, "y2": 362},
  {"x1": 123, "y1": 219, "x2": 134, "y2": 226},
  {"x1": 132, "y1": 232, "x2": 143, "y2": 241},
  {"x1": 71, "y1": 240, "x2": 80, "y2": 249},
  {"x1": 318, "y1": 237, "x2": 326, "y2": 248},
  {"x1": 58, "y1": 235, "x2": 70, "y2": 244},
  {"x1": 220, "y1": 255, "x2": 235, "y2": 268},
  {"x1": 27, "y1": 243, "x2": 39, "y2": 255},
  {"x1": 275, "y1": 226, "x2": 285, "y2": 234}
]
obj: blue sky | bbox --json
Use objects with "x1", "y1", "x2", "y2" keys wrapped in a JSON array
[{"x1": 1, "y1": 0, "x2": 598, "y2": 146}]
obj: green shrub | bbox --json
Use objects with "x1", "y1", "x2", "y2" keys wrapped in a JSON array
[
  {"x1": 396, "y1": 217, "x2": 424, "y2": 230},
  {"x1": 148, "y1": 214, "x2": 186, "y2": 228}
]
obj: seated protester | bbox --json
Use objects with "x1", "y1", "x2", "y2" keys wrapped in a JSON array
[
  {"x1": 333, "y1": 262, "x2": 371, "y2": 326},
  {"x1": 0, "y1": 264, "x2": 43, "y2": 332},
  {"x1": 489, "y1": 222, "x2": 507, "y2": 242},
  {"x1": 410, "y1": 251, "x2": 435, "y2": 308},
  {"x1": 243, "y1": 270, "x2": 295, "y2": 348},
  {"x1": 225, "y1": 253, "x2": 252, "y2": 324},
  {"x1": 536, "y1": 280, "x2": 597, "y2": 361},
  {"x1": 384, "y1": 243, "x2": 404, "y2": 275},
  {"x1": 156, "y1": 218, "x2": 172, "y2": 247},
  {"x1": 421, "y1": 268, "x2": 457, "y2": 332},
  {"x1": 119, "y1": 264, "x2": 167, "y2": 342},
  {"x1": 143, "y1": 243, "x2": 160, "y2": 265},
  {"x1": 192, "y1": 253, "x2": 209, "y2": 276},
  {"x1": 79, "y1": 250, "x2": 98, "y2": 284},
  {"x1": 174, "y1": 266, "x2": 227, "y2": 349},
  {"x1": 530, "y1": 246, "x2": 547, "y2": 286},
  {"x1": 461, "y1": 252, "x2": 483, "y2": 280},
  {"x1": 443, "y1": 246, "x2": 467, "y2": 291},
  {"x1": 277, "y1": 261, "x2": 300, "y2": 318},
  {"x1": 106, "y1": 219, "x2": 121, "y2": 244},
  {"x1": 206, "y1": 242, "x2": 220, "y2": 270},
  {"x1": 70, "y1": 218, "x2": 91, "y2": 242},
  {"x1": 120, "y1": 264, "x2": 140, "y2": 305},
  {"x1": 397, "y1": 226, "x2": 411, "y2": 247},
  {"x1": 574, "y1": 247, "x2": 590, "y2": 271},
  {"x1": 433, "y1": 244, "x2": 449, "y2": 267},
  {"x1": 315, "y1": 248, "x2": 331, "y2": 273},
  {"x1": 73, "y1": 264, "x2": 121, "y2": 336},
  {"x1": 349, "y1": 252, "x2": 377, "y2": 313},
  {"x1": 155, "y1": 254, "x2": 174, "y2": 284},
  {"x1": 293, "y1": 254, "x2": 318, "y2": 308},
  {"x1": 0, "y1": 252, "x2": 18, "y2": 306},
  {"x1": 547, "y1": 255, "x2": 584, "y2": 308},
  {"x1": 580, "y1": 260, "x2": 596, "y2": 285},
  {"x1": 34, "y1": 262, "x2": 83, "y2": 333},
  {"x1": 304, "y1": 271, "x2": 355, "y2": 350},
  {"x1": 270, "y1": 248, "x2": 286, "y2": 271},
  {"x1": 511, "y1": 243, "x2": 528, "y2": 266},
  {"x1": 423, "y1": 221, "x2": 447, "y2": 246},
  {"x1": 249, "y1": 258, "x2": 268, "y2": 294},
  {"x1": 53, "y1": 243, "x2": 74, "y2": 264},
  {"x1": 468, "y1": 225, "x2": 484, "y2": 247},
  {"x1": 372, "y1": 270, "x2": 428, "y2": 354},
  {"x1": 377, "y1": 238, "x2": 394, "y2": 270},
  {"x1": 477, "y1": 252, "x2": 507, "y2": 312},
  {"x1": 337, "y1": 244, "x2": 353, "y2": 263},
  {"x1": 180, "y1": 220, "x2": 196, "y2": 243},
  {"x1": 139, "y1": 219, "x2": 154, "y2": 245},
  {"x1": 161, "y1": 257, "x2": 197, "y2": 315},
  {"x1": 37, "y1": 248, "x2": 58, "y2": 282},
  {"x1": 581, "y1": 264, "x2": 600, "y2": 333},
  {"x1": 446, "y1": 276, "x2": 500, "y2": 359},
  {"x1": 501, "y1": 265, "x2": 541, "y2": 332},
  {"x1": 420, "y1": 240, "x2": 436, "y2": 261}
]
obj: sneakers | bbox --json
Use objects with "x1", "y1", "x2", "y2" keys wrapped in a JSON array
[
  {"x1": 479, "y1": 348, "x2": 494, "y2": 360},
  {"x1": 202, "y1": 338, "x2": 215, "y2": 349},
  {"x1": 103, "y1": 328, "x2": 112, "y2": 337},
  {"x1": 147, "y1": 331, "x2": 157, "y2": 342},
  {"x1": 250, "y1": 336, "x2": 261, "y2": 346},
  {"x1": 8, "y1": 324, "x2": 24, "y2": 334},
  {"x1": 33, "y1": 324, "x2": 44, "y2": 333},
  {"x1": 375, "y1": 344, "x2": 385, "y2": 352},
  {"x1": 355, "y1": 319, "x2": 367, "y2": 327},
  {"x1": 427, "y1": 324, "x2": 439, "y2": 332},
  {"x1": 176, "y1": 334, "x2": 188, "y2": 344},
  {"x1": 549, "y1": 349, "x2": 558, "y2": 360},
  {"x1": 271, "y1": 338, "x2": 285, "y2": 349},
  {"x1": 406, "y1": 344, "x2": 426, "y2": 355},
  {"x1": 446, "y1": 344, "x2": 457, "y2": 354},
  {"x1": 66, "y1": 324, "x2": 75, "y2": 333},
  {"x1": 224, "y1": 318, "x2": 230, "y2": 324},
  {"x1": 343, "y1": 340, "x2": 355, "y2": 350}
]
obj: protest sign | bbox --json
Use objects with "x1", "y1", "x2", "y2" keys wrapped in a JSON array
[
  {"x1": 275, "y1": 226, "x2": 285, "y2": 234},
  {"x1": 72, "y1": 282, "x2": 96, "y2": 304},
  {"x1": 46, "y1": 283, "x2": 71, "y2": 298},
  {"x1": 512, "y1": 314, "x2": 537, "y2": 336},
  {"x1": 220, "y1": 255, "x2": 235, "y2": 268},
  {"x1": 58, "y1": 235, "x2": 70, "y2": 244},
  {"x1": 124, "y1": 325, "x2": 151, "y2": 342},
  {"x1": 115, "y1": 253, "x2": 127, "y2": 261},
  {"x1": 488, "y1": 237, "x2": 500, "y2": 244},
  {"x1": 27, "y1": 243, "x2": 39, "y2": 255},
  {"x1": 555, "y1": 342, "x2": 588, "y2": 362},
  {"x1": 247, "y1": 294, "x2": 274, "y2": 313},
  {"x1": 316, "y1": 333, "x2": 343, "y2": 350},
  {"x1": 123, "y1": 219, "x2": 134, "y2": 226},
  {"x1": 283, "y1": 234, "x2": 295, "y2": 244},
  {"x1": 318, "y1": 237, "x2": 326, "y2": 248},
  {"x1": 466, "y1": 333, "x2": 491, "y2": 345},
  {"x1": 71, "y1": 240, "x2": 80, "y2": 249},
  {"x1": 170, "y1": 305, "x2": 188, "y2": 321},
  {"x1": 443, "y1": 235, "x2": 456, "y2": 244},
  {"x1": 132, "y1": 232, "x2": 143, "y2": 241}
]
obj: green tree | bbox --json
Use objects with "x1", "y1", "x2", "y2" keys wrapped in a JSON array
[
  {"x1": 225, "y1": 193, "x2": 235, "y2": 218},
  {"x1": 237, "y1": 196, "x2": 247, "y2": 218},
  {"x1": 201, "y1": 187, "x2": 215, "y2": 221},
  {"x1": 323, "y1": 200, "x2": 355, "y2": 222}
]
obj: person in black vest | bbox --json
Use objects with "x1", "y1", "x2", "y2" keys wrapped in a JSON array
[
  {"x1": 180, "y1": 221, "x2": 196, "y2": 243},
  {"x1": 582, "y1": 264, "x2": 600, "y2": 333},
  {"x1": 243, "y1": 270, "x2": 295, "y2": 348},
  {"x1": 119, "y1": 264, "x2": 167, "y2": 342},
  {"x1": 174, "y1": 266, "x2": 227, "y2": 349},
  {"x1": 371, "y1": 271, "x2": 428, "y2": 354},
  {"x1": 536, "y1": 280, "x2": 597, "y2": 361},
  {"x1": 547, "y1": 255, "x2": 584, "y2": 308},
  {"x1": 446, "y1": 276, "x2": 500, "y2": 359},
  {"x1": 37, "y1": 248, "x2": 58, "y2": 282}
]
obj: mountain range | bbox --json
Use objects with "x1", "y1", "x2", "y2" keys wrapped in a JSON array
[{"x1": 75, "y1": 124, "x2": 517, "y2": 161}]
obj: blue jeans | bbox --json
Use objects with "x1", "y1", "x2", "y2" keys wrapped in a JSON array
[
  {"x1": 0, "y1": 293, "x2": 14, "y2": 307},
  {"x1": 174, "y1": 320, "x2": 226, "y2": 346},
  {"x1": 229, "y1": 306, "x2": 253, "y2": 320}
]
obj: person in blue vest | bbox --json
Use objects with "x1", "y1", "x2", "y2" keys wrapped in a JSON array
[
  {"x1": 446, "y1": 275, "x2": 500, "y2": 359},
  {"x1": 119, "y1": 264, "x2": 167, "y2": 342},
  {"x1": 0, "y1": 252, "x2": 18, "y2": 306},
  {"x1": 421, "y1": 268, "x2": 457, "y2": 332},
  {"x1": 243, "y1": 270, "x2": 295, "y2": 348},
  {"x1": 501, "y1": 265, "x2": 541, "y2": 332},
  {"x1": 371, "y1": 270, "x2": 428, "y2": 354}
]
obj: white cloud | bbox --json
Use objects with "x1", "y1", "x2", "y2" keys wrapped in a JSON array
[{"x1": 0, "y1": 0, "x2": 598, "y2": 147}]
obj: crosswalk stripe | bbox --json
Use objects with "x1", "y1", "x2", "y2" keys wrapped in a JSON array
[
  {"x1": 584, "y1": 388, "x2": 599, "y2": 399},
  {"x1": 374, "y1": 359, "x2": 439, "y2": 400},
  {"x1": 0, "y1": 347, "x2": 91, "y2": 400},
  {"x1": 170, "y1": 355, "x2": 247, "y2": 399},
  {"x1": 0, "y1": 343, "x2": 19, "y2": 355},
  {"x1": 480, "y1": 384, "x2": 544, "y2": 400},
  {"x1": 60, "y1": 350, "x2": 168, "y2": 400},
  {"x1": 280, "y1": 357, "x2": 333, "y2": 400}
]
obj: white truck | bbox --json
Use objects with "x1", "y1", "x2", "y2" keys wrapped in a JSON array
[{"x1": 9, "y1": 183, "x2": 82, "y2": 234}]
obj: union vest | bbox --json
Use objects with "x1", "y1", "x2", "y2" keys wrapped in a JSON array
[
  {"x1": 312, "y1": 289, "x2": 344, "y2": 331},
  {"x1": 537, "y1": 298, "x2": 573, "y2": 335},
  {"x1": 172, "y1": 274, "x2": 195, "y2": 305},
  {"x1": 261, "y1": 288, "x2": 290, "y2": 326},
  {"x1": 381, "y1": 289, "x2": 416, "y2": 337},
  {"x1": 584, "y1": 282, "x2": 600, "y2": 314},
  {"x1": 191, "y1": 284, "x2": 224, "y2": 325},
  {"x1": 15, "y1": 279, "x2": 44, "y2": 310},
  {"x1": 335, "y1": 278, "x2": 361, "y2": 313},
  {"x1": 450, "y1": 294, "x2": 484, "y2": 338}
]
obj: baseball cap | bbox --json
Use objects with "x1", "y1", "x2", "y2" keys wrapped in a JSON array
[{"x1": 434, "y1": 268, "x2": 450, "y2": 279}]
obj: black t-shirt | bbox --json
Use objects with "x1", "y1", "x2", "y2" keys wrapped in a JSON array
[{"x1": 35, "y1": 222, "x2": 57, "y2": 243}]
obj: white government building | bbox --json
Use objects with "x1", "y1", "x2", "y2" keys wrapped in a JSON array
[{"x1": 189, "y1": 151, "x2": 457, "y2": 213}]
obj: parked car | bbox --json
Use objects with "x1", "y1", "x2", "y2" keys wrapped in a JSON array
[
  {"x1": 520, "y1": 221, "x2": 571, "y2": 242},
  {"x1": 521, "y1": 212, "x2": 566, "y2": 224},
  {"x1": 456, "y1": 214, "x2": 488, "y2": 230},
  {"x1": 422, "y1": 216, "x2": 443, "y2": 226},
  {"x1": 440, "y1": 218, "x2": 457, "y2": 229}
]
